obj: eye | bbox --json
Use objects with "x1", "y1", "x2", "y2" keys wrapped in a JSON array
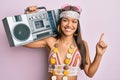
[
  {"x1": 62, "y1": 18, "x2": 68, "y2": 22},
  {"x1": 72, "y1": 20, "x2": 78, "y2": 24}
]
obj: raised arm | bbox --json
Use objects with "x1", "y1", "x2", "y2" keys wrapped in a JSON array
[
  {"x1": 24, "y1": 39, "x2": 47, "y2": 48},
  {"x1": 84, "y1": 33, "x2": 107, "y2": 77}
]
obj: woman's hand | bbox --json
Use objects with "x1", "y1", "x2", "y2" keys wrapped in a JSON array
[
  {"x1": 25, "y1": 6, "x2": 38, "y2": 14},
  {"x1": 96, "y1": 33, "x2": 107, "y2": 56}
]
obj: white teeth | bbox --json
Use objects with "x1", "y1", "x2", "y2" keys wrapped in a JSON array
[{"x1": 65, "y1": 28, "x2": 72, "y2": 31}]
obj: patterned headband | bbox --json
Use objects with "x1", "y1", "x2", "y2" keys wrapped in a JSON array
[
  {"x1": 60, "y1": 4, "x2": 81, "y2": 19},
  {"x1": 60, "y1": 11, "x2": 80, "y2": 20}
]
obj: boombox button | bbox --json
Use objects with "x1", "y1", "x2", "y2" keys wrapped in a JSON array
[
  {"x1": 29, "y1": 18, "x2": 32, "y2": 20},
  {"x1": 32, "y1": 16, "x2": 37, "y2": 19}
]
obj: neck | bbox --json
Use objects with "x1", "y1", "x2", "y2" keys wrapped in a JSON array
[{"x1": 59, "y1": 35, "x2": 74, "y2": 45}]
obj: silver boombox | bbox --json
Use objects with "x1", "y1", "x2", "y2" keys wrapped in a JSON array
[{"x1": 2, "y1": 7, "x2": 61, "y2": 47}]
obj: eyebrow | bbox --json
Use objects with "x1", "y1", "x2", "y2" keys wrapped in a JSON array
[{"x1": 62, "y1": 17, "x2": 78, "y2": 21}]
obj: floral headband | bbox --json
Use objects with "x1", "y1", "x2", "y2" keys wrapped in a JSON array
[{"x1": 60, "y1": 4, "x2": 82, "y2": 20}]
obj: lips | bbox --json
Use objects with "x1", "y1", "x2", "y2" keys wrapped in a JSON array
[{"x1": 64, "y1": 28, "x2": 72, "y2": 32}]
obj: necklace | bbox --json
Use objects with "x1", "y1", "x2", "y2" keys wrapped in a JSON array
[{"x1": 50, "y1": 41, "x2": 75, "y2": 80}]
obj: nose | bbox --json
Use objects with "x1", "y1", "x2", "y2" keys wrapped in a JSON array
[{"x1": 67, "y1": 21, "x2": 72, "y2": 27}]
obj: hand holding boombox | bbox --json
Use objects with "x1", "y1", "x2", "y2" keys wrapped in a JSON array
[{"x1": 25, "y1": 6, "x2": 47, "y2": 13}]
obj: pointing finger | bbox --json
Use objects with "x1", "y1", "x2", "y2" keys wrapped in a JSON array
[{"x1": 99, "y1": 33, "x2": 104, "y2": 42}]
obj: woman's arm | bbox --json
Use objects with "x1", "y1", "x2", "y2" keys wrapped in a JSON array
[
  {"x1": 84, "y1": 33, "x2": 107, "y2": 77},
  {"x1": 24, "y1": 36, "x2": 57, "y2": 49},
  {"x1": 24, "y1": 39, "x2": 47, "y2": 48}
]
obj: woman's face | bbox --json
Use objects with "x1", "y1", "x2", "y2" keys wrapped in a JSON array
[{"x1": 60, "y1": 17, "x2": 78, "y2": 36}]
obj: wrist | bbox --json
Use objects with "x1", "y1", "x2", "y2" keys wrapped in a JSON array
[{"x1": 96, "y1": 52, "x2": 103, "y2": 57}]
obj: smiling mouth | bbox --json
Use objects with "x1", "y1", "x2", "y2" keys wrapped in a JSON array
[{"x1": 64, "y1": 28, "x2": 73, "y2": 32}]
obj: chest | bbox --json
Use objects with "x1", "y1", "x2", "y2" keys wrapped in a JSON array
[{"x1": 58, "y1": 47, "x2": 68, "y2": 62}]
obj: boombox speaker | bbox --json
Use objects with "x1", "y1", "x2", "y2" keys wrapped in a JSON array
[{"x1": 2, "y1": 7, "x2": 61, "y2": 47}]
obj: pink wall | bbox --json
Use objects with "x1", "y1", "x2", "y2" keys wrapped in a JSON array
[{"x1": 0, "y1": 0, "x2": 120, "y2": 80}]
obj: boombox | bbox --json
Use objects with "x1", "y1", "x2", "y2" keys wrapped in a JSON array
[{"x1": 2, "y1": 7, "x2": 61, "y2": 47}]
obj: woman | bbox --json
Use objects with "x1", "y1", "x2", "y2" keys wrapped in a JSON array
[{"x1": 24, "y1": 5, "x2": 107, "y2": 80}]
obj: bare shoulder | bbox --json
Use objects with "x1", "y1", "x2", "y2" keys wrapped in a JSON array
[
  {"x1": 45, "y1": 37, "x2": 57, "y2": 49},
  {"x1": 82, "y1": 40, "x2": 88, "y2": 46}
]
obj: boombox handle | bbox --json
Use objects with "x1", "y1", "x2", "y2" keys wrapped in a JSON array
[
  {"x1": 25, "y1": 6, "x2": 47, "y2": 13},
  {"x1": 37, "y1": 7, "x2": 47, "y2": 11}
]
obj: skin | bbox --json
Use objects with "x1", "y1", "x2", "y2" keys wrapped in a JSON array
[{"x1": 24, "y1": 6, "x2": 107, "y2": 80}]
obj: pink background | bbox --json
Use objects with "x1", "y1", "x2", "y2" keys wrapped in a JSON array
[{"x1": 0, "y1": 0, "x2": 120, "y2": 80}]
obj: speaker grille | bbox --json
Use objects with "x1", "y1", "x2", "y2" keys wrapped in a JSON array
[{"x1": 13, "y1": 24, "x2": 30, "y2": 41}]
